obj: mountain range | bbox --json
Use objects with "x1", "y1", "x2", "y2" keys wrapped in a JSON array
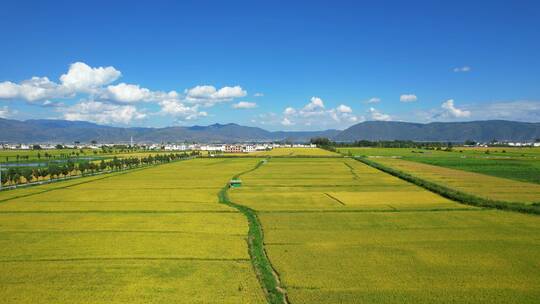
[{"x1": 1, "y1": 118, "x2": 539, "y2": 143}]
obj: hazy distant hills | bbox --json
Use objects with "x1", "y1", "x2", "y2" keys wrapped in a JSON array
[
  {"x1": 0, "y1": 118, "x2": 340, "y2": 143},
  {"x1": 1, "y1": 118, "x2": 539, "y2": 143},
  {"x1": 335, "y1": 120, "x2": 540, "y2": 142}
]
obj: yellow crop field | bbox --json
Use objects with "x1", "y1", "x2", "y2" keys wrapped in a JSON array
[
  {"x1": 0, "y1": 158, "x2": 266, "y2": 304},
  {"x1": 230, "y1": 157, "x2": 540, "y2": 303},
  {"x1": 375, "y1": 158, "x2": 540, "y2": 203},
  {"x1": 230, "y1": 158, "x2": 463, "y2": 211},
  {"x1": 260, "y1": 210, "x2": 540, "y2": 303},
  {"x1": 2, "y1": 153, "x2": 539, "y2": 303}
]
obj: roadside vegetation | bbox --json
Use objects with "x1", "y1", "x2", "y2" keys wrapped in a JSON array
[{"x1": 0, "y1": 152, "x2": 200, "y2": 189}]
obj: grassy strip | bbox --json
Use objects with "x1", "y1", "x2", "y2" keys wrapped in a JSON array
[
  {"x1": 218, "y1": 160, "x2": 289, "y2": 304},
  {"x1": 355, "y1": 157, "x2": 540, "y2": 215}
]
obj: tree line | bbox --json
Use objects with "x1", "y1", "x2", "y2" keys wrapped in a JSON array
[{"x1": 1, "y1": 152, "x2": 199, "y2": 187}]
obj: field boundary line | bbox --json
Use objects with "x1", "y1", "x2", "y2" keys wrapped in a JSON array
[
  {"x1": 354, "y1": 156, "x2": 540, "y2": 215},
  {"x1": 0, "y1": 257, "x2": 250, "y2": 263},
  {"x1": 258, "y1": 207, "x2": 485, "y2": 214},
  {"x1": 343, "y1": 161, "x2": 359, "y2": 179},
  {"x1": 218, "y1": 160, "x2": 290, "y2": 304},
  {"x1": 324, "y1": 193, "x2": 346, "y2": 206}
]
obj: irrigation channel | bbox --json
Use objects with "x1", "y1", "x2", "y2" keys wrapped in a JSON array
[{"x1": 218, "y1": 159, "x2": 290, "y2": 304}]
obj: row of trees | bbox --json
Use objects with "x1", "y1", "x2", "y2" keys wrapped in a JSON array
[{"x1": 1, "y1": 152, "x2": 199, "y2": 187}]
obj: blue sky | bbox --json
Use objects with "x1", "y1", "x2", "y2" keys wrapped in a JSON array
[{"x1": 1, "y1": 0, "x2": 539, "y2": 130}]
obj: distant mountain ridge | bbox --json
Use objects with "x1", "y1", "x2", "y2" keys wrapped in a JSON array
[
  {"x1": 1, "y1": 118, "x2": 539, "y2": 143},
  {"x1": 0, "y1": 118, "x2": 339, "y2": 143},
  {"x1": 335, "y1": 120, "x2": 540, "y2": 142}
]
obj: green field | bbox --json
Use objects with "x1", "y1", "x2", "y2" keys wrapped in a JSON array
[
  {"x1": 372, "y1": 157, "x2": 540, "y2": 204},
  {"x1": 338, "y1": 147, "x2": 540, "y2": 184},
  {"x1": 1, "y1": 152, "x2": 539, "y2": 303}
]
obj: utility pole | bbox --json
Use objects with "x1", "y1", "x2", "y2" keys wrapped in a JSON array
[{"x1": 0, "y1": 161, "x2": 3, "y2": 191}]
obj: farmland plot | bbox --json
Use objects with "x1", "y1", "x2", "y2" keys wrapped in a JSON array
[
  {"x1": 374, "y1": 158, "x2": 540, "y2": 204},
  {"x1": 230, "y1": 158, "x2": 540, "y2": 303},
  {"x1": 0, "y1": 158, "x2": 265, "y2": 304}
]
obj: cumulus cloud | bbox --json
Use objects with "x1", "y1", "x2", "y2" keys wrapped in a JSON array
[
  {"x1": 303, "y1": 96, "x2": 325, "y2": 111},
  {"x1": 185, "y1": 85, "x2": 247, "y2": 106},
  {"x1": 281, "y1": 117, "x2": 294, "y2": 126},
  {"x1": 283, "y1": 107, "x2": 296, "y2": 115},
  {"x1": 102, "y1": 83, "x2": 152, "y2": 103},
  {"x1": 278, "y1": 97, "x2": 360, "y2": 128},
  {"x1": 0, "y1": 62, "x2": 120, "y2": 103},
  {"x1": 441, "y1": 99, "x2": 471, "y2": 118},
  {"x1": 0, "y1": 61, "x2": 250, "y2": 124},
  {"x1": 62, "y1": 100, "x2": 146, "y2": 125},
  {"x1": 232, "y1": 101, "x2": 257, "y2": 109},
  {"x1": 400, "y1": 94, "x2": 417, "y2": 102},
  {"x1": 254, "y1": 92, "x2": 264, "y2": 97},
  {"x1": 366, "y1": 97, "x2": 381, "y2": 104},
  {"x1": 159, "y1": 99, "x2": 207, "y2": 120},
  {"x1": 0, "y1": 106, "x2": 12, "y2": 118},
  {"x1": 336, "y1": 104, "x2": 352, "y2": 113},
  {"x1": 368, "y1": 107, "x2": 392, "y2": 121},
  {"x1": 0, "y1": 77, "x2": 69, "y2": 102},
  {"x1": 60, "y1": 62, "x2": 121, "y2": 92},
  {"x1": 453, "y1": 66, "x2": 471, "y2": 73}
]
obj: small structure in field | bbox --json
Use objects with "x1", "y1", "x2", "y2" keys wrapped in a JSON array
[{"x1": 229, "y1": 179, "x2": 242, "y2": 188}]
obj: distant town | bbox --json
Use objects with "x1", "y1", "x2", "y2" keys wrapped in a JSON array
[{"x1": 0, "y1": 142, "x2": 318, "y2": 153}]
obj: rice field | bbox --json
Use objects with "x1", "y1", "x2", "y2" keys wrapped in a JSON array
[
  {"x1": 230, "y1": 157, "x2": 540, "y2": 303},
  {"x1": 0, "y1": 158, "x2": 266, "y2": 304},
  {"x1": 1, "y1": 154, "x2": 539, "y2": 303}
]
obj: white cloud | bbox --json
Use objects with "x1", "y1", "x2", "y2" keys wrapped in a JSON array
[
  {"x1": 159, "y1": 99, "x2": 207, "y2": 120},
  {"x1": 41, "y1": 100, "x2": 64, "y2": 107},
  {"x1": 0, "y1": 62, "x2": 253, "y2": 124},
  {"x1": 0, "y1": 82, "x2": 19, "y2": 99},
  {"x1": 0, "y1": 106, "x2": 11, "y2": 118},
  {"x1": 232, "y1": 101, "x2": 257, "y2": 109},
  {"x1": 103, "y1": 83, "x2": 152, "y2": 103},
  {"x1": 0, "y1": 62, "x2": 120, "y2": 103},
  {"x1": 400, "y1": 94, "x2": 417, "y2": 102},
  {"x1": 303, "y1": 96, "x2": 325, "y2": 111},
  {"x1": 277, "y1": 97, "x2": 360, "y2": 128},
  {"x1": 368, "y1": 107, "x2": 392, "y2": 121},
  {"x1": 254, "y1": 92, "x2": 264, "y2": 97},
  {"x1": 453, "y1": 66, "x2": 471, "y2": 73},
  {"x1": 336, "y1": 104, "x2": 352, "y2": 113},
  {"x1": 0, "y1": 77, "x2": 69, "y2": 102},
  {"x1": 281, "y1": 117, "x2": 294, "y2": 126},
  {"x1": 60, "y1": 62, "x2": 121, "y2": 92},
  {"x1": 441, "y1": 99, "x2": 471, "y2": 118},
  {"x1": 283, "y1": 107, "x2": 296, "y2": 115},
  {"x1": 366, "y1": 97, "x2": 381, "y2": 104},
  {"x1": 185, "y1": 85, "x2": 247, "y2": 106},
  {"x1": 62, "y1": 100, "x2": 146, "y2": 125}
]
